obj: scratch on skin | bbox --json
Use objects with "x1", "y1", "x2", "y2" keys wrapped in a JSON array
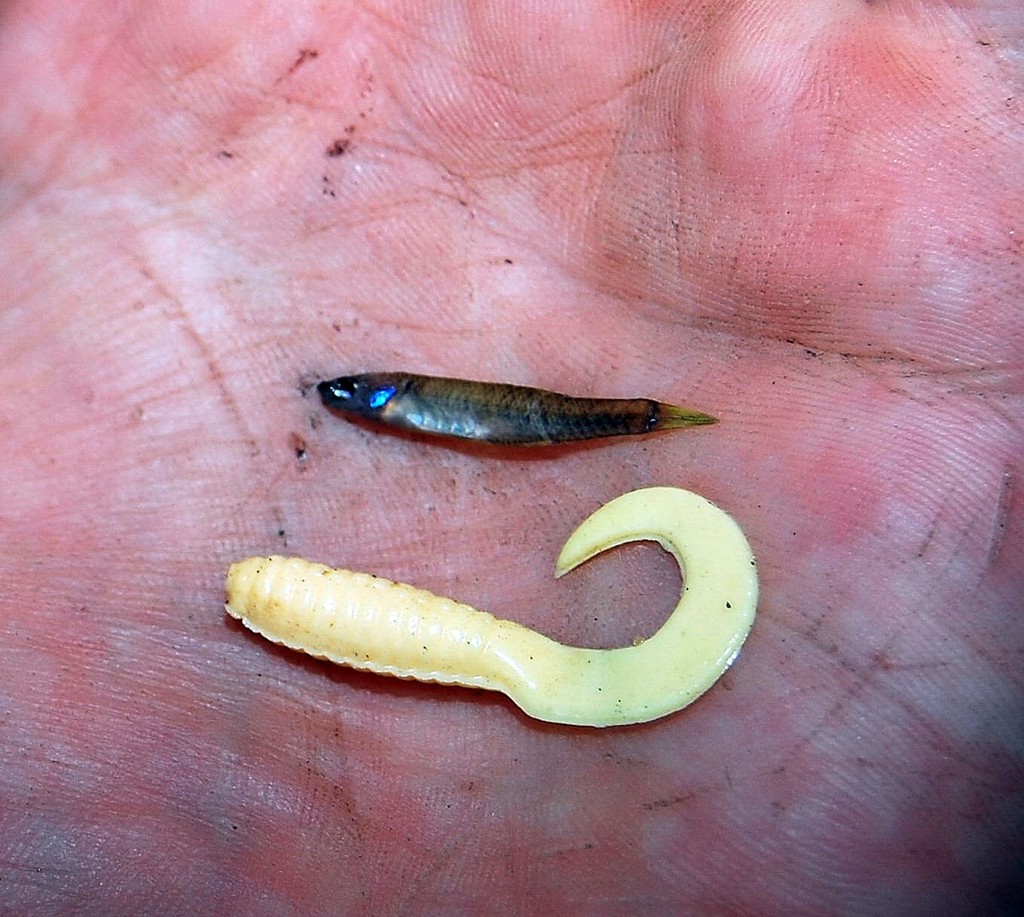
[
  {"x1": 642, "y1": 792, "x2": 695, "y2": 811},
  {"x1": 915, "y1": 501, "x2": 944, "y2": 560},
  {"x1": 986, "y1": 467, "x2": 1015, "y2": 568},
  {"x1": 286, "y1": 48, "x2": 319, "y2": 77}
]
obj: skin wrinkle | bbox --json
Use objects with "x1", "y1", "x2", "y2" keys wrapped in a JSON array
[
  {"x1": 799, "y1": 648, "x2": 946, "y2": 765},
  {"x1": 133, "y1": 260, "x2": 258, "y2": 446}
]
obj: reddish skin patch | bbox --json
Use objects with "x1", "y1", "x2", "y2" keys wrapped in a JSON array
[{"x1": 0, "y1": 1, "x2": 1021, "y2": 912}]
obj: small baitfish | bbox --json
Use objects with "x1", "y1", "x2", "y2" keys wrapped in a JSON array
[{"x1": 316, "y1": 371, "x2": 717, "y2": 446}]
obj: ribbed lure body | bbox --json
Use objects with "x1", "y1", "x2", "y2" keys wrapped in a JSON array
[{"x1": 316, "y1": 372, "x2": 716, "y2": 445}]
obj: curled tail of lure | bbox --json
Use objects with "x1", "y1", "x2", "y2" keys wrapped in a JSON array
[{"x1": 654, "y1": 403, "x2": 718, "y2": 430}]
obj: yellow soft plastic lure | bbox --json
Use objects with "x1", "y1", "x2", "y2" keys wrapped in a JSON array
[{"x1": 225, "y1": 487, "x2": 758, "y2": 727}]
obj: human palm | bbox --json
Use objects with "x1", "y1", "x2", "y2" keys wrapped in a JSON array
[{"x1": 2, "y1": 1, "x2": 1021, "y2": 912}]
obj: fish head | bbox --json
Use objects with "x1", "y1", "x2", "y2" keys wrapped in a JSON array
[{"x1": 317, "y1": 373, "x2": 407, "y2": 419}]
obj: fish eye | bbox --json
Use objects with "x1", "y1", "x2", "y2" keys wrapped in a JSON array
[
  {"x1": 367, "y1": 385, "x2": 397, "y2": 410},
  {"x1": 318, "y1": 377, "x2": 357, "y2": 401}
]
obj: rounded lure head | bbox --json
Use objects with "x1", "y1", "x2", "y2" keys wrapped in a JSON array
[{"x1": 317, "y1": 373, "x2": 410, "y2": 421}]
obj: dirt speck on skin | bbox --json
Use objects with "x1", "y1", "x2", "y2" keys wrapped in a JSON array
[
  {"x1": 326, "y1": 126, "x2": 356, "y2": 158},
  {"x1": 289, "y1": 432, "x2": 309, "y2": 470},
  {"x1": 297, "y1": 373, "x2": 320, "y2": 397}
]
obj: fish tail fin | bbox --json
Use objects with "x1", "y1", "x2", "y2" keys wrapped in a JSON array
[{"x1": 655, "y1": 403, "x2": 718, "y2": 430}]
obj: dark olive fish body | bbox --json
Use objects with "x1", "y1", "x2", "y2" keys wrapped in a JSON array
[{"x1": 316, "y1": 372, "x2": 716, "y2": 446}]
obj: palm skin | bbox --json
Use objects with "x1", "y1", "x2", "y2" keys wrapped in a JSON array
[{"x1": 1, "y1": 1, "x2": 1021, "y2": 912}]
